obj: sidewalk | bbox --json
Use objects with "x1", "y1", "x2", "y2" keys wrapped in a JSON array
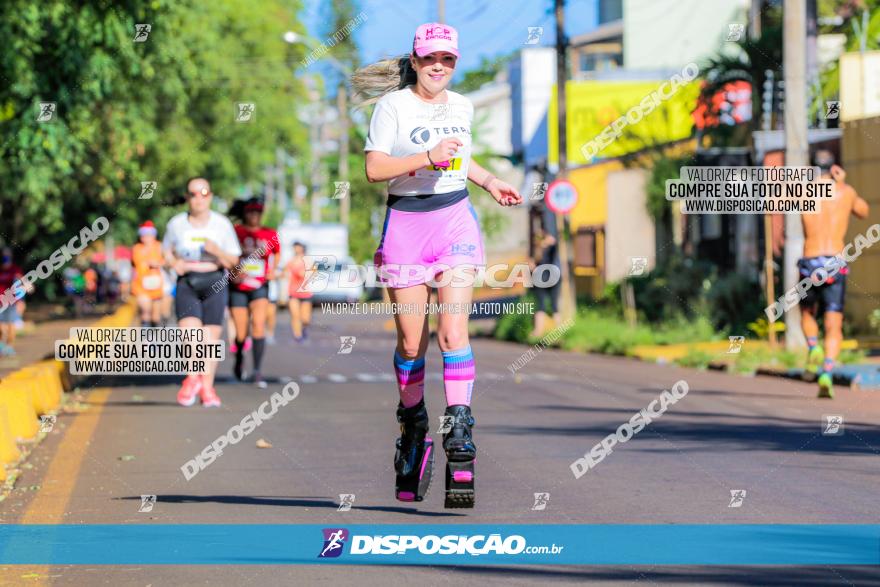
[
  {"x1": 0, "y1": 318, "x2": 83, "y2": 380},
  {"x1": 630, "y1": 339, "x2": 880, "y2": 390},
  {"x1": 0, "y1": 302, "x2": 136, "y2": 493}
]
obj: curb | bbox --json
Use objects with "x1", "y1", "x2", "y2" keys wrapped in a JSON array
[
  {"x1": 753, "y1": 363, "x2": 880, "y2": 391},
  {"x1": 0, "y1": 301, "x2": 136, "y2": 468}
]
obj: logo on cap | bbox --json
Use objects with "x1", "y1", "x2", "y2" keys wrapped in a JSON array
[{"x1": 425, "y1": 25, "x2": 452, "y2": 41}]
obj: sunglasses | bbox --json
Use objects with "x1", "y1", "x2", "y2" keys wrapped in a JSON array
[{"x1": 187, "y1": 188, "x2": 211, "y2": 198}]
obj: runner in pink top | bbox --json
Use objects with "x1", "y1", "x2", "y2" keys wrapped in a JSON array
[{"x1": 357, "y1": 22, "x2": 522, "y2": 508}]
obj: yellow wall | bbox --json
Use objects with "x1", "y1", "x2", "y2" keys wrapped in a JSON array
[
  {"x1": 567, "y1": 160, "x2": 622, "y2": 230},
  {"x1": 548, "y1": 79, "x2": 700, "y2": 166}
]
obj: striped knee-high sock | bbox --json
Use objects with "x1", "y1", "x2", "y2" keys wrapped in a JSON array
[
  {"x1": 394, "y1": 351, "x2": 425, "y2": 408},
  {"x1": 442, "y1": 345, "x2": 475, "y2": 407},
  {"x1": 823, "y1": 357, "x2": 835, "y2": 373}
]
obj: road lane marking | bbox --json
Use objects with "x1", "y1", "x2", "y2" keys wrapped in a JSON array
[{"x1": 14, "y1": 387, "x2": 112, "y2": 585}]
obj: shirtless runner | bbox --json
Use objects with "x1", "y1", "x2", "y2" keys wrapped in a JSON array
[{"x1": 799, "y1": 150, "x2": 869, "y2": 398}]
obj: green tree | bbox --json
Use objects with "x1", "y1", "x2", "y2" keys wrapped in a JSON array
[
  {"x1": 0, "y1": 0, "x2": 309, "y2": 297},
  {"x1": 454, "y1": 53, "x2": 513, "y2": 94},
  {"x1": 818, "y1": 0, "x2": 880, "y2": 108}
]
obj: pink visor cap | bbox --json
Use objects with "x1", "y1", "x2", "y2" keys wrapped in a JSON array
[{"x1": 413, "y1": 23, "x2": 460, "y2": 58}]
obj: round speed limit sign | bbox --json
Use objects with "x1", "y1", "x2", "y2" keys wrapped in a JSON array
[{"x1": 545, "y1": 180, "x2": 578, "y2": 214}]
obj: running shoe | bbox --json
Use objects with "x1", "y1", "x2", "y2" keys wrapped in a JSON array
[
  {"x1": 253, "y1": 372, "x2": 268, "y2": 389},
  {"x1": 817, "y1": 372, "x2": 834, "y2": 399},
  {"x1": 177, "y1": 375, "x2": 203, "y2": 407},
  {"x1": 200, "y1": 384, "x2": 222, "y2": 407},
  {"x1": 806, "y1": 345, "x2": 824, "y2": 376}
]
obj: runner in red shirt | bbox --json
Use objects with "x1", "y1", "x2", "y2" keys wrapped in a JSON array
[
  {"x1": 229, "y1": 198, "x2": 280, "y2": 387},
  {"x1": 0, "y1": 247, "x2": 25, "y2": 356}
]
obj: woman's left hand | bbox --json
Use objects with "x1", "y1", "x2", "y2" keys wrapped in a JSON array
[{"x1": 486, "y1": 178, "x2": 523, "y2": 207}]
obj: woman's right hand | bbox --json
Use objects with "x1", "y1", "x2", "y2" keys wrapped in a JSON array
[
  {"x1": 173, "y1": 259, "x2": 187, "y2": 276},
  {"x1": 428, "y1": 138, "x2": 463, "y2": 166}
]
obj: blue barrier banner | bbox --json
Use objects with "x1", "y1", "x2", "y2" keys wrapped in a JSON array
[{"x1": 1, "y1": 524, "x2": 878, "y2": 565}]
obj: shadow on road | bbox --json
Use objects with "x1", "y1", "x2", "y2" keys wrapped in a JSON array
[
  {"x1": 451, "y1": 565, "x2": 880, "y2": 585},
  {"x1": 490, "y1": 405, "x2": 880, "y2": 456},
  {"x1": 97, "y1": 400, "x2": 181, "y2": 407},
  {"x1": 633, "y1": 385, "x2": 807, "y2": 401},
  {"x1": 115, "y1": 495, "x2": 465, "y2": 517},
  {"x1": 79, "y1": 374, "x2": 183, "y2": 388},
  {"x1": 78, "y1": 373, "x2": 296, "y2": 388}
]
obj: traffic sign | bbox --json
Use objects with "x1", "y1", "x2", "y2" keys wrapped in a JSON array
[{"x1": 545, "y1": 180, "x2": 578, "y2": 214}]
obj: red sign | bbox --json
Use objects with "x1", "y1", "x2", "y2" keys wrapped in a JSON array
[
  {"x1": 545, "y1": 180, "x2": 578, "y2": 214},
  {"x1": 692, "y1": 80, "x2": 752, "y2": 129}
]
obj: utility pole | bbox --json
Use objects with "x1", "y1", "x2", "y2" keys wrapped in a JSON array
[
  {"x1": 310, "y1": 105, "x2": 323, "y2": 224},
  {"x1": 554, "y1": 0, "x2": 575, "y2": 323},
  {"x1": 338, "y1": 83, "x2": 350, "y2": 225},
  {"x1": 783, "y1": 0, "x2": 807, "y2": 349},
  {"x1": 555, "y1": 0, "x2": 567, "y2": 175},
  {"x1": 438, "y1": 0, "x2": 445, "y2": 23},
  {"x1": 806, "y1": 0, "x2": 819, "y2": 127},
  {"x1": 749, "y1": 0, "x2": 762, "y2": 39}
]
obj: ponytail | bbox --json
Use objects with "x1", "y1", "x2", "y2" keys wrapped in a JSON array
[{"x1": 351, "y1": 55, "x2": 417, "y2": 107}]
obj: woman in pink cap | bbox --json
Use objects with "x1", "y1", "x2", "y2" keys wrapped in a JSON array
[{"x1": 353, "y1": 23, "x2": 522, "y2": 508}]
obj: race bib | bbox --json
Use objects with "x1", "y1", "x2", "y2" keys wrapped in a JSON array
[
  {"x1": 141, "y1": 275, "x2": 162, "y2": 291},
  {"x1": 412, "y1": 156, "x2": 465, "y2": 179},
  {"x1": 243, "y1": 261, "x2": 265, "y2": 279}
]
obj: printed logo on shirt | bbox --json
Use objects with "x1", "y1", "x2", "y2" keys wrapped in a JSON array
[
  {"x1": 431, "y1": 125, "x2": 471, "y2": 137},
  {"x1": 410, "y1": 125, "x2": 471, "y2": 146},
  {"x1": 410, "y1": 127, "x2": 432, "y2": 145}
]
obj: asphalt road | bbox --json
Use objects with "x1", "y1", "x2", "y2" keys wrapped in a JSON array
[{"x1": 2, "y1": 307, "x2": 880, "y2": 585}]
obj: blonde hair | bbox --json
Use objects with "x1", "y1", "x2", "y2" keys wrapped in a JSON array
[{"x1": 351, "y1": 55, "x2": 417, "y2": 107}]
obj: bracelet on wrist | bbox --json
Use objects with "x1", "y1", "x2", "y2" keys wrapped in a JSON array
[
  {"x1": 426, "y1": 151, "x2": 435, "y2": 166},
  {"x1": 481, "y1": 175, "x2": 495, "y2": 190}
]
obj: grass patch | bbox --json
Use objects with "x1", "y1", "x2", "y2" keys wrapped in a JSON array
[
  {"x1": 676, "y1": 349, "x2": 715, "y2": 370},
  {"x1": 561, "y1": 311, "x2": 717, "y2": 355},
  {"x1": 495, "y1": 304, "x2": 718, "y2": 355}
]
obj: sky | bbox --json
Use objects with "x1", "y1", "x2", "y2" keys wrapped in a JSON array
[{"x1": 301, "y1": 0, "x2": 598, "y2": 82}]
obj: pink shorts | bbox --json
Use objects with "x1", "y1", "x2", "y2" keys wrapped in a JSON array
[{"x1": 374, "y1": 197, "x2": 485, "y2": 288}]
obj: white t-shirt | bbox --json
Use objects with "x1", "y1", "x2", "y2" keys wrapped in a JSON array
[
  {"x1": 364, "y1": 86, "x2": 474, "y2": 196},
  {"x1": 162, "y1": 211, "x2": 241, "y2": 268}
]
